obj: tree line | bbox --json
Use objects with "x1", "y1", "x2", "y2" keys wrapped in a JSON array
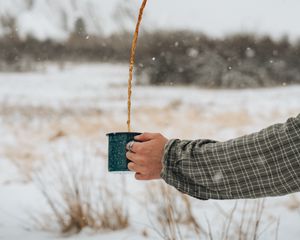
[{"x1": 1, "y1": 30, "x2": 300, "y2": 88}]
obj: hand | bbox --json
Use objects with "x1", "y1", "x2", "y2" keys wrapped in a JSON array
[{"x1": 126, "y1": 133, "x2": 168, "y2": 180}]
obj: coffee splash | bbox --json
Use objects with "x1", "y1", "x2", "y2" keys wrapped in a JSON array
[{"x1": 127, "y1": 0, "x2": 148, "y2": 132}]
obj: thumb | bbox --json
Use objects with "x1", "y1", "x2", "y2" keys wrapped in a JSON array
[{"x1": 134, "y1": 132, "x2": 157, "y2": 142}]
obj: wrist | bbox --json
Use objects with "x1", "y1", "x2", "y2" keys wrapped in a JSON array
[{"x1": 160, "y1": 139, "x2": 178, "y2": 178}]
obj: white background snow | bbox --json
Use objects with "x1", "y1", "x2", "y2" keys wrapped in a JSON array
[
  {"x1": 0, "y1": 64, "x2": 299, "y2": 239},
  {"x1": 1, "y1": 0, "x2": 300, "y2": 239}
]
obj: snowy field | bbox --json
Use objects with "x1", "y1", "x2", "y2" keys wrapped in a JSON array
[{"x1": 0, "y1": 63, "x2": 300, "y2": 240}]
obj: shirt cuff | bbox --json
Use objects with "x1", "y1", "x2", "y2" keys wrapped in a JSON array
[
  {"x1": 160, "y1": 139, "x2": 209, "y2": 200},
  {"x1": 160, "y1": 139, "x2": 178, "y2": 183}
]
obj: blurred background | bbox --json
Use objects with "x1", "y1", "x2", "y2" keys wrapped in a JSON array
[{"x1": 0, "y1": 0, "x2": 300, "y2": 239}]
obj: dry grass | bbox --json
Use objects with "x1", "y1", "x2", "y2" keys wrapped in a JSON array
[
  {"x1": 212, "y1": 110, "x2": 252, "y2": 128},
  {"x1": 145, "y1": 182, "x2": 204, "y2": 240},
  {"x1": 0, "y1": 98, "x2": 292, "y2": 239},
  {"x1": 145, "y1": 183, "x2": 280, "y2": 240},
  {"x1": 215, "y1": 199, "x2": 280, "y2": 240},
  {"x1": 4, "y1": 144, "x2": 41, "y2": 182},
  {"x1": 286, "y1": 195, "x2": 300, "y2": 211},
  {"x1": 32, "y1": 147, "x2": 129, "y2": 234}
]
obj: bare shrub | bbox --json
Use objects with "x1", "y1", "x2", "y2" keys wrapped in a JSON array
[
  {"x1": 145, "y1": 183, "x2": 279, "y2": 240},
  {"x1": 145, "y1": 182, "x2": 204, "y2": 240},
  {"x1": 215, "y1": 199, "x2": 280, "y2": 240},
  {"x1": 136, "y1": 31, "x2": 300, "y2": 88},
  {"x1": 286, "y1": 195, "x2": 300, "y2": 211},
  {"x1": 1, "y1": 28, "x2": 300, "y2": 88},
  {"x1": 0, "y1": 15, "x2": 18, "y2": 39},
  {"x1": 33, "y1": 146, "x2": 129, "y2": 234}
]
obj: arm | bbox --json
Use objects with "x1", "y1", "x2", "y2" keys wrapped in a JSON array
[
  {"x1": 162, "y1": 114, "x2": 300, "y2": 199},
  {"x1": 126, "y1": 114, "x2": 300, "y2": 200}
]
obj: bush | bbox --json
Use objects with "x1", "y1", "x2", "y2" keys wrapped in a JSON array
[
  {"x1": 146, "y1": 182, "x2": 203, "y2": 239},
  {"x1": 135, "y1": 31, "x2": 300, "y2": 88},
  {"x1": 1, "y1": 29, "x2": 300, "y2": 88},
  {"x1": 33, "y1": 147, "x2": 129, "y2": 234}
]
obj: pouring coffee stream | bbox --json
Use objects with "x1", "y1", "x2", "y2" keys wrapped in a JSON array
[
  {"x1": 106, "y1": 0, "x2": 148, "y2": 172},
  {"x1": 127, "y1": 0, "x2": 148, "y2": 132}
]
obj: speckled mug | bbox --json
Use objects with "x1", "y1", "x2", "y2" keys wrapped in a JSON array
[{"x1": 106, "y1": 132, "x2": 141, "y2": 172}]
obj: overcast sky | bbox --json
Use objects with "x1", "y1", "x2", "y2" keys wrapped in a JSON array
[{"x1": 0, "y1": 0, "x2": 299, "y2": 40}]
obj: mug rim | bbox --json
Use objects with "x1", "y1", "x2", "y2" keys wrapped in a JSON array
[{"x1": 106, "y1": 132, "x2": 141, "y2": 136}]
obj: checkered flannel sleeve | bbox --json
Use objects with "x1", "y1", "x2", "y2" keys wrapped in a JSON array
[{"x1": 161, "y1": 114, "x2": 300, "y2": 200}]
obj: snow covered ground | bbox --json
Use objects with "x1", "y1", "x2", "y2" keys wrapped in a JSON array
[{"x1": 0, "y1": 63, "x2": 300, "y2": 240}]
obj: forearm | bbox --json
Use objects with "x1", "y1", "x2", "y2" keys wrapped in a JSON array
[{"x1": 161, "y1": 114, "x2": 300, "y2": 200}]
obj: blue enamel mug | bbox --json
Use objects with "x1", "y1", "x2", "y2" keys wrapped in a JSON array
[{"x1": 106, "y1": 132, "x2": 141, "y2": 172}]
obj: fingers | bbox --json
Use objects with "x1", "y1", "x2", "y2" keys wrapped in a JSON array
[
  {"x1": 134, "y1": 132, "x2": 160, "y2": 142},
  {"x1": 135, "y1": 173, "x2": 150, "y2": 181},
  {"x1": 126, "y1": 151, "x2": 143, "y2": 165},
  {"x1": 126, "y1": 141, "x2": 135, "y2": 152},
  {"x1": 128, "y1": 162, "x2": 144, "y2": 173},
  {"x1": 126, "y1": 141, "x2": 143, "y2": 153},
  {"x1": 134, "y1": 173, "x2": 157, "y2": 181}
]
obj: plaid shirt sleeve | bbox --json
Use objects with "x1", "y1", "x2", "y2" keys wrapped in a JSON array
[{"x1": 161, "y1": 114, "x2": 300, "y2": 200}]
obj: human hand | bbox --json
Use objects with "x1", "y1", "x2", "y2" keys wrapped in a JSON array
[{"x1": 126, "y1": 133, "x2": 168, "y2": 180}]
